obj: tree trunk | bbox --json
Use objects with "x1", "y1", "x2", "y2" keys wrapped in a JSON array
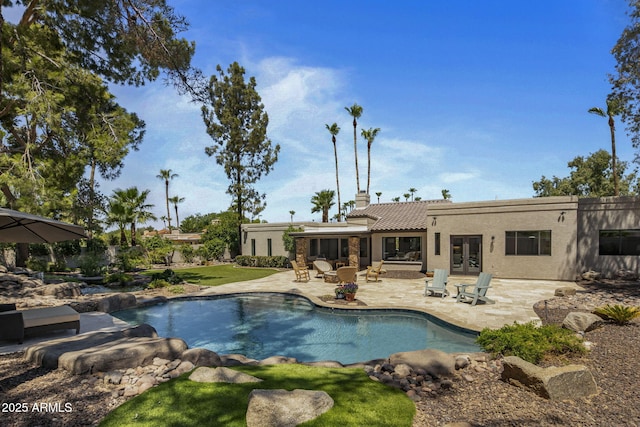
[
  {"x1": 165, "y1": 180, "x2": 172, "y2": 231},
  {"x1": 333, "y1": 139, "x2": 341, "y2": 222},
  {"x1": 353, "y1": 119, "x2": 360, "y2": 193},
  {"x1": 609, "y1": 117, "x2": 619, "y2": 196}
]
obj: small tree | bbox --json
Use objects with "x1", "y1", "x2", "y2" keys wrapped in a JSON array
[{"x1": 282, "y1": 225, "x2": 303, "y2": 254}]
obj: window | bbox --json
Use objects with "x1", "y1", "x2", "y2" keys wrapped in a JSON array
[
  {"x1": 359, "y1": 238, "x2": 368, "y2": 258},
  {"x1": 383, "y1": 236, "x2": 422, "y2": 261},
  {"x1": 251, "y1": 239, "x2": 256, "y2": 256},
  {"x1": 267, "y1": 238, "x2": 272, "y2": 256},
  {"x1": 434, "y1": 233, "x2": 441, "y2": 256},
  {"x1": 599, "y1": 230, "x2": 640, "y2": 255},
  {"x1": 505, "y1": 231, "x2": 551, "y2": 256}
]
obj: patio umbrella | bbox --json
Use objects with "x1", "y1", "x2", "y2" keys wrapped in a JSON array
[{"x1": 0, "y1": 208, "x2": 87, "y2": 243}]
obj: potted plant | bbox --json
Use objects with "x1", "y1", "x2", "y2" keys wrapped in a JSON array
[
  {"x1": 334, "y1": 286, "x2": 346, "y2": 299},
  {"x1": 340, "y1": 282, "x2": 359, "y2": 301}
]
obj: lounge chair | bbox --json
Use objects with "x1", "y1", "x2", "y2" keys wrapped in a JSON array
[
  {"x1": 313, "y1": 260, "x2": 333, "y2": 278},
  {"x1": 424, "y1": 269, "x2": 449, "y2": 298},
  {"x1": 0, "y1": 303, "x2": 80, "y2": 344},
  {"x1": 455, "y1": 272, "x2": 495, "y2": 306},
  {"x1": 336, "y1": 266, "x2": 358, "y2": 284},
  {"x1": 365, "y1": 260, "x2": 386, "y2": 282},
  {"x1": 291, "y1": 260, "x2": 310, "y2": 282}
]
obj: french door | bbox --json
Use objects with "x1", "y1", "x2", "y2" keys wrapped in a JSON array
[{"x1": 450, "y1": 235, "x2": 482, "y2": 275}]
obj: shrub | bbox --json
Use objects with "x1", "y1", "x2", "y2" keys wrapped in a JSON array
[
  {"x1": 78, "y1": 253, "x2": 106, "y2": 276},
  {"x1": 106, "y1": 272, "x2": 133, "y2": 285},
  {"x1": 179, "y1": 244, "x2": 195, "y2": 263},
  {"x1": 235, "y1": 255, "x2": 288, "y2": 268},
  {"x1": 594, "y1": 304, "x2": 640, "y2": 325},
  {"x1": 477, "y1": 321, "x2": 586, "y2": 364},
  {"x1": 150, "y1": 269, "x2": 183, "y2": 285},
  {"x1": 25, "y1": 257, "x2": 48, "y2": 272},
  {"x1": 168, "y1": 285, "x2": 185, "y2": 294},
  {"x1": 147, "y1": 279, "x2": 170, "y2": 289}
]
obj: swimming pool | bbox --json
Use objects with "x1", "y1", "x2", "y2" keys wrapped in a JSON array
[{"x1": 113, "y1": 293, "x2": 480, "y2": 364}]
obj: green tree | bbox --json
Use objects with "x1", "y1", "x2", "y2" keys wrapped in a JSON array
[
  {"x1": 589, "y1": 96, "x2": 623, "y2": 196},
  {"x1": 201, "y1": 62, "x2": 280, "y2": 254},
  {"x1": 361, "y1": 127, "x2": 380, "y2": 195},
  {"x1": 168, "y1": 195, "x2": 185, "y2": 230},
  {"x1": 179, "y1": 212, "x2": 219, "y2": 233},
  {"x1": 289, "y1": 210, "x2": 295, "y2": 222},
  {"x1": 157, "y1": 170, "x2": 178, "y2": 231},
  {"x1": 533, "y1": 150, "x2": 639, "y2": 197},
  {"x1": 375, "y1": 192, "x2": 382, "y2": 203},
  {"x1": 325, "y1": 123, "x2": 342, "y2": 221},
  {"x1": 282, "y1": 224, "x2": 303, "y2": 253},
  {"x1": 345, "y1": 103, "x2": 363, "y2": 193},
  {"x1": 200, "y1": 211, "x2": 240, "y2": 257},
  {"x1": 109, "y1": 187, "x2": 157, "y2": 246},
  {"x1": 408, "y1": 187, "x2": 417, "y2": 201},
  {"x1": 442, "y1": 189, "x2": 451, "y2": 200},
  {"x1": 311, "y1": 190, "x2": 335, "y2": 223}
]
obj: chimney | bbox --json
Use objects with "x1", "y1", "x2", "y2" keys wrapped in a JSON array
[{"x1": 355, "y1": 191, "x2": 370, "y2": 209}]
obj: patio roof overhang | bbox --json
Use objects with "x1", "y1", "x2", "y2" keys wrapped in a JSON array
[{"x1": 290, "y1": 225, "x2": 370, "y2": 237}]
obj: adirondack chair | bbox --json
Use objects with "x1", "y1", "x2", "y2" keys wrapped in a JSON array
[
  {"x1": 455, "y1": 272, "x2": 495, "y2": 306},
  {"x1": 291, "y1": 260, "x2": 310, "y2": 282},
  {"x1": 424, "y1": 269, "x2": 449, "y2": 298},
  {"x1": 365, "y1": 260, "x2": 386, "y2": 282}
]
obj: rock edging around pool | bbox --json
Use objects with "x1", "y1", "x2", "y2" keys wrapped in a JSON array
[{"x1": 24, "y1": 322, "x2": 494, "y2": 402}]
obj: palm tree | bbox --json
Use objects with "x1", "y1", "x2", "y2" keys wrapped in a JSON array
[
  {"x1": 106, "y1": 198, "x2": 131, "y2": 246},
  {"x1": 344, "y1": 103, "x2": 363, "y2": 193},
  {"x1": 361, "y1": 127, "x2": 380, "y2": 195},
  {"x1": 110, "y1": 187, "x2": 156, "y2": 246},
  {"x1": 392, "y1": 197, "x2": 400, "y2": 203},
  {"x1": 589, "y1": 97, "x2": 623, "y2": 196},
  {"x1": 157, "y1": 169, "x2": 178, "y2": 230},
  {"x1": 442, "y1": 189, "x2": 451, "y2": 200},
  {"x1": 160, "y1": 216, "x2": 168, "y2": 229},
  {"x1": 289, "y1": 210, "x2": 295, "y2": 222},
  {"x1": 311, "y1": 190, "x2": 335, "y2": 223},
  {"x1": 408, "y1": 187, "x2": 417, "y2": 201},
  {"x1": 325, "y1": 123, "x2": 342, "y2": 222},
  {"x1": 169, "y1": 195, "x2": 185, "y2": 231},
  {"x1": 375, "y1": 192, "x2": 382, "y2": 203},
  {"x1": 403, "y1": 193, "x2": 410, "y2": 202}
]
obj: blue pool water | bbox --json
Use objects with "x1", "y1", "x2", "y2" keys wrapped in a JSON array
[{"x1": 113, "y1": 293, "x2": 480, "y2": 364}]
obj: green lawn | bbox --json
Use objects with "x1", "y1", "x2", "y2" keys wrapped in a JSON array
[
  {"x1": 145, "y1": 264, "x2": 280, "y2": 287},
  {"x1": 99, "y1": 364, "x2": 415, "y2": 427}
]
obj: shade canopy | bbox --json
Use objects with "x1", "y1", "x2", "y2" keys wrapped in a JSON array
[{"x1": 0, "y1": 208, "x2": 87, "y2": 243}]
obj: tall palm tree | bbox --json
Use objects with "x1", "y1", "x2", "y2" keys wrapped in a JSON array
[
  {"x1": 344, "y1": 103, "x2": 363, "y2": 193},
  {"x1": 169, "y1": 195, "x2": 185, "y2": 231},
  {"x1": 310, "y1": 189, "x2": 335, "y2": 223},
  {"x1": 375, "y1": 192, "x2": 382, "y2": 203},
  {"x1": 360, "y1": 127, "x2": 380, "y2": 195},
  {"x1": 156, "y1": 169, "x2": 178, "y2": 230},
  {"x1": 325, "y1": 123, "x2": 342, "y2": 222},
  {"x1": 589, "y1": 97, "x2": 623, "y2": 196},
  {"x1": 289, "y1": 210, "x2": 295, "y2": 222},
  {"x1": 110, "y1": 187, "x2": 156, "y2": 246},
  {"x1": 408, "y1": 187, "x2": 417, "y2": 201}
]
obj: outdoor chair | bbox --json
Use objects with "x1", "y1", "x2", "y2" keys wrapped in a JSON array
[
  {"x1": 424, "y1": 269, "x2": 449, "y2": 298},
  {"x1": 291, "y1": 260, "x2": 310, "y2": 282},
  {"x1": 336, "y1": 266, "x2": 358, "y2": 284},
  {"x1": 365, "y1": 260, "x2": 386, "y2": 282},
  {"x1": 313, "y1": 260, "x2": 333, "y2": 278},
  {"x1": 455, "y1": 272, "x2": 495, "y2": 306}
]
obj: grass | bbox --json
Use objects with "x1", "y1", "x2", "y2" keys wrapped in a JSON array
[
  {"x1": 144, "y1": 264, "x2": 280, "y2": 287},
  {"x1": 99, "y1": 364, "x2": 415, "y2": 427}
]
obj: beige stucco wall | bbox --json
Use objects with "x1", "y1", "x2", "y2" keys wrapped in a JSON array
[
  {"x1": 577, "y1": 197, "x2": 640, "y2": 278},
  {"x1": 240, "y1": 222, "x2": 305, "y2": 258},
  {"x1": 426, "y1": 197, "x2": 580, "y2": 280}
]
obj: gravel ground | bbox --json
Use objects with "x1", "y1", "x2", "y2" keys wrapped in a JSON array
[{"x1": 1, "y1": 280, "x2": 639, "y2": 426}]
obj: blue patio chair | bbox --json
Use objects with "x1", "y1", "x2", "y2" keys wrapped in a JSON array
[{"x1": 455, "y1": 272, "x2": 495, "y2": 306}]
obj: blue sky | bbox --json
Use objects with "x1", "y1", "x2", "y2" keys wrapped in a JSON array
[{"x1": 101, "y1": 0, "x2": 632, "y2": 227}]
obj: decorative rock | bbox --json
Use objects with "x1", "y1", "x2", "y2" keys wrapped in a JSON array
[
  {"x1": 562, "y1": 312, "x2": 603, "y2": 333},
  {"x1": 455, "y1": 355, "x2": 471, "y2": 370},
  {"x1": 181, "y1": 348, "x2": 222, "y2": 367},
  {"x1": 581, "y1": 270, "x2": 601, "y2": 281},
  {"x1": 554, "y1": 287, "x2": 577, "y2": 297},
  {"x1": 260, "y1": 355, "x2": 298, "y2": 365},
  {"x1": 389, "y1": 349, "x2": 455, "y2": 378},
  {"x1": 245, "y1": 389, "x2": 334, "y2": 427},
  {"x1": 220, "y1": 354, "x2": 259, "y2": 366},
  {"x1": 501, "y1": 356, "x2": 597, "y2": 400},
  {"x1": 394, "y1": 363, "x2": 412, "y2": 377},
  {"x1": 188, "y1": 366, "x2": 263, "y2": 383},
  {"x1": 96, "y1": 293, "x2": 137, "y2": 313}
]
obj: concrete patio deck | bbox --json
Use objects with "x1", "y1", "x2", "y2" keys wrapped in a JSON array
[{"x1": 0, "y1": 270, "x2": 578, "y2": 354}]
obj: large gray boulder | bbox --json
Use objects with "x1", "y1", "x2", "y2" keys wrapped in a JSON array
[
  {"x1": 389, "y1": 349, "x2": 455, "y2": 378},
  {"x1": 58, "y1": 336, "x2": 187, "y2": 374},
  {"x1": 246, "y1": 389, "x2": 334, "y2": 427},
  {"x1": 96, "y1": 293, "x2": 137, "y2": 312},
  {"x1": 188, "y1": 367, "x2": 262, "y2": 383},
  {"x1": 181, "y1": 348, "x2": 222, "y2": 367},
  {"x1": 501, "y1": 356, "x2": 597, "y2": 400},
  {"x1": 562, "y1": 312, "x2": 603, "y2": 333}
]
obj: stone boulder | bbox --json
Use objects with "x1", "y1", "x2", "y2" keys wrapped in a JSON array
[
  {"x1": 501, "y1": 356, "x2": 597, "y2": 400},
  {"x1": 96, "y1": 293, "x2": 137, "y2": 312},
  {"x1": 188, "y1": 367, "x2": 263, "y2": 383},
  {"x1": 389, "y1": 349, "x2": 455, "y2": 378},
  {"x1": 260, "y1": 355, "x2": 298, "y2": 365},
  {"x1": 554, "y1": 287, "x2": 577, "y2": 297},
  {"x1": 181, "y1": 348, "x2": 222, "y2": 367},
  {"x1": 562, "y1": 312, "x2": 603, "y2": 333},
  {"x1": 615, "y1": 269, "x2": 638, "y2": 281},
  {"x1": 581, "y1": 270, "x2": 601, "y2": 281},
  {"x1": 39, "y1": 282, "x2": 83, "y2": 298},
  {"x1": 245, "y1": 389, "x2": 334, "y2": 427},
  {"x1": 58, "y1": 337, "x2": 188, "y2": 374}
]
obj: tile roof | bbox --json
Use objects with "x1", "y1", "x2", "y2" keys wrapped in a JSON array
[{"x1": 347, "y1": 199, "x2": 451, "y2": 231}]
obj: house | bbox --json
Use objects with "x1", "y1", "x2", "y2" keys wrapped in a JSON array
[{"x1": 240, "y1": 193, "x2": 640, "y2": 281}]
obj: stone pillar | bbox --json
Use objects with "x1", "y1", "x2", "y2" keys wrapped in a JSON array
[
  {"x1": 296, "y1": 237, "x2": 307, "y2": 266},
  {"x1": 348, "y1": 236, "x2": 360, "y2": 267}
]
